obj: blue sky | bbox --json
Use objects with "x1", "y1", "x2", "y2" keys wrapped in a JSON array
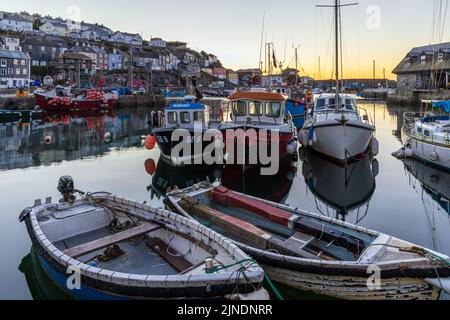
[{"x1": 3, "y1": 0, "x2": 449, "y2": 79}]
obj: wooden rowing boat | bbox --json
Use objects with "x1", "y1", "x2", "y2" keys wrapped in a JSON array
[
  {"x1": 168, "y1": 182, "x2": 450, "y2": 300},
  {"x1": 19, "y1": 176, "x2": 268, "y2": 300}
]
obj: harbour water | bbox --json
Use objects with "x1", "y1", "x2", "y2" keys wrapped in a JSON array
[{"x1": 1, "y1": 102, "x2": 450, "y2": 300}]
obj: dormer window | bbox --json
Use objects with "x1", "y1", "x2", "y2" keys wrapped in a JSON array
[
  {"x1": 405, "y1": 58, "x2": 411, "y2": 67},
  {"x1": 420, "y1": 55, "x2": 427, "y2": 64}
]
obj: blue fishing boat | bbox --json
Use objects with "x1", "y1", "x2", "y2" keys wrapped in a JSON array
[
  {"x1": 285, "y1": 100, "x2": 306, "y2": 130},
  {"x1": 150, "y1": 96, "x2": 222, "y2": 165}
]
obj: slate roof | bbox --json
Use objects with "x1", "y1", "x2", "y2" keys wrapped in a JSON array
[
  {"x1": 393, "y1": 42, "x2": 450, "y2": 74},
  {"x1": 2, "y1": 14, "x2": 31, "y2": 23},
  {"x1": 0, "y1": 50, "x2": 30, "y2": 59}
]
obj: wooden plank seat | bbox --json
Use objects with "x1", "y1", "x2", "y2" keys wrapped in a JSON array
[
  {"x1": 285, "y1": 232, "x2": 315, "y2": 250},
  {"x1": 63, "y1": 222, "x2": 162, "y2": 258},
  {"x1": 145, "y1": 238, "x2": 193, "y2": 273},
  {"x1": 179, "y1": 197, "x2": 319, "y2": 259}
]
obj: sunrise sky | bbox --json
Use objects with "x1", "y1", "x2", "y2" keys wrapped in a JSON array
[{"x1": 3, "y1": 0, "x2": 449, "y2": 80}]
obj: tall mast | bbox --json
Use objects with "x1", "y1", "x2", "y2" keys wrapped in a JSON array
[
  {"x1": 335, "y1": 0, "x2": 340, "y2": 109},
  {"x1": 317, "y1": 1, "x2": 358, "y2": 108},
  {"x1": 295, "y1": 47, "x2": 298, "y2": 86}
]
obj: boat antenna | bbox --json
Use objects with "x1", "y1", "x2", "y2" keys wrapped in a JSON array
[{"x1": 317, "y1": 0, "x2": 358, "y2": 110}]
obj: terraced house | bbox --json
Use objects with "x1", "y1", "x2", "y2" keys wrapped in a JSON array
[{"x1": 0, "y1": 50, "x2": 31, "y2": 88}]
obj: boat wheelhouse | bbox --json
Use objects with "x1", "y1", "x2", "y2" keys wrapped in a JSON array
[
  {"x1": 401, "y1": 100, "x2": 450, "y2": 170},
  {"x1": 219, "y1": 91, "x2": 299, "y2": 164},
  {"x1": 151, "y1": 97, "x2": 220, "y2": 165},
  {"x1": 301, "y1": 94, "x2": 377, "y2": 162}
]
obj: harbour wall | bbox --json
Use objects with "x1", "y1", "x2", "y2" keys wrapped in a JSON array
[
  {"x1": 0, "y1": 94, "x2": 166, "y2": 110},
  {"x1": 387, "y1": 89, "x2": 450, "y2": 106}
]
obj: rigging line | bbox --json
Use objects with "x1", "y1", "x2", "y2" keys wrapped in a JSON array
[
  {"x1": 439, "y1": 0, "x2": 449, "y2": 42},
  {"x1": 437, "y1": 0, "x2": 444, "y2": 43}
]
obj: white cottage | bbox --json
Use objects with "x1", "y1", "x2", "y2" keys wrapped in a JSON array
[{"x1": 0, "y1": 15, "x2": 33, "y2": 32}]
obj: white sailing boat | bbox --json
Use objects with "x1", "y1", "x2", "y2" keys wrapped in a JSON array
[
  {"x1": 399, "y1": 100, "x2": 450, "y2": 170},
  {"x1": 301, "y1": 0, "x2": 377, "y2": 162}
]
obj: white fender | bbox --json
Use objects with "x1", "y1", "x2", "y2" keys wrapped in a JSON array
[
  {"x1": 430, "y1": 151, "x2": 439, "y2": 161},
  {"x1": 287, "y1": 141, "x2": 299, "y2": 155}
]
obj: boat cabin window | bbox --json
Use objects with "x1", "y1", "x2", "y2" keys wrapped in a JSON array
[
  {"x1": 344, "y1": 99, "x2": 355, "y2": 111},
  {"x1": 424, "y1": 130, "x2": 431, "y2": 137},
  {"x1": 265, "y1": 102, "x2": 281, "y2": 118},
  {"x1": 316, "y1": 98, "x2": 326, "y2": 110},
  {"x1": 416, "y1": 127, "x2": 423, "y2": 134},
  {"x1": 193, "y1": 111, "x2": 204, "y2": 122},
  {"x1": 180, "y1": 111, "x2": 190, "y2": 124},
  {"x1": 249, "y1": 101, "x2": 263, "y2": 116},
  {"x1": 232, "y1": 101, "x2": 247, "y2": 117},
  {"x1": 167, "y1": 112, "x2": 178, "y2": 125}
]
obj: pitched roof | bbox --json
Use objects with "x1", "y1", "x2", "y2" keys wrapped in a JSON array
[
  {"x1": 44, "y1": 20, "x2": 67, "y2": 28},
  {"x1": 2, "y1": 14, "x2": 31, "y2": 23},
  {"x1": 393, "y1": 42, "x2": 450, "y2": 74},
  {"x1": 63, "y1": 51, "x2": 92, "y2": 61},
  {"x1": 228, "y1": 92, "x2": 288, "y2": 102},
  {"x1": 21, "y1": 35, "x2": 56, "y2": 47},
  {"x1": 0, "y1": 50, "x2": 30, "y2": 59},
  {"x1": 409, "y1": 42, "x2": 450, "y2": 55}
]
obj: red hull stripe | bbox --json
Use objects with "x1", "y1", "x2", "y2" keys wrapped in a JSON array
[{"x1": 211, "y1": 186, "x2": 292, "y2": 227}]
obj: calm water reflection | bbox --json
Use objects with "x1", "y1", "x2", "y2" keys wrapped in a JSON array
[{"x1": 1, "y1": 102, "x2": 450, "y2": 299}]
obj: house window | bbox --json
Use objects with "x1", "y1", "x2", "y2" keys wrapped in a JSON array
[
  {"x1": 21, "y1": 59, "x2": 25, "y2": 66},
  {"x1": 438, "y1": 53, "x2": 444, "y2": 63},
  {"x1": 8, "y1": 68, "x2": 13, "y2": 75},
  {"x1": 13, "y1": 59, "x2": 18, "y2": 65},
  {"x1": 0, "y1": 69, "x2": 7, "y2": 76},
  {"x1": 23, "y1": 68, "x2": 27, "y2": 75},
  {"x1": 16, "y1": 69, "x2": 21, "y2": 75}
]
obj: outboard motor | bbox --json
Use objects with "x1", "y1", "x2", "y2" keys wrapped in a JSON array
[{"x1": 57, "y1": 176, "x2": 76, "y2": 202}]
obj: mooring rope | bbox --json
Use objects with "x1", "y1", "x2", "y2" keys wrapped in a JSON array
[{"x1": 207, "y1": 258, "x2": 284, "y2": 300}]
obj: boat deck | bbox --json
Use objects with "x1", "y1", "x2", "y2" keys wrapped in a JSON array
[{"x1": 54, "y1": 227, "x2": 178, "y2": 275}]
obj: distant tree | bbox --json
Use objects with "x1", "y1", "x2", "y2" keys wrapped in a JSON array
[
  {"x1": 31, "y1": 66, "x2": 48, "y2": 79},
  {"x1": 32, "y1": 19, "x2": 41, "y2": 30}
]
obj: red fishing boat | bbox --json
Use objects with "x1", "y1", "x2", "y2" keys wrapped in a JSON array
[
  {"x1": 34, "y1": 88, "x2": 117, "y2": 113},
  {"x1": 219, "y1": 91, "x2": 299, "y2": 165}
]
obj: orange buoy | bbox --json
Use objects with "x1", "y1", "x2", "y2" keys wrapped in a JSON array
[
  {"x1": 144, "y1": 135, "x2": 157, "y2": 150},
  {"x1": 144, "y1": 159, "x2": 156, "y2": 175}
]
